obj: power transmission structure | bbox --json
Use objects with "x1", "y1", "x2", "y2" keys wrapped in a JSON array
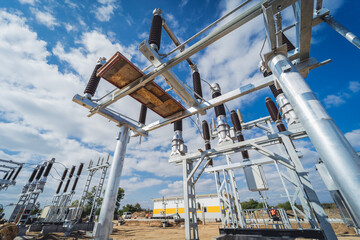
[
  {"x1": 0, "y1": 159, "x2": 23, "y2": 191},
  {"x1": 9, "y1": 158, "x2": 54, "y2": 225},
  {"x1": 72, "y1": 1, "x2": 360, "y2": 239}
]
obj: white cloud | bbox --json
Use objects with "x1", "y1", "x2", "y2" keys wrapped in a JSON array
[
  {"x1": 349, "y1": 81, "x2": 360, "y2": 93},
  {"x1": 18, "y1": 0, "x2": 37, "y2": 5},
  {"x1": 345, "y1": 129, "x2": 360, "y2": 150},
  {"x1": 121, "y1": 177, "x2": 163, "y2": 192},
  {"x1": 65, "y1": 23, "x2": 75, "y2": 32},
  {"x1": 93, "y1": 0, "x2": 119, "y2": 22},
  {"x1": 323, "y1": 94, "x2": 346, "y2": 108},
  {"x1": 30, "y1": 8, "x2": 59, "y2": 30}
]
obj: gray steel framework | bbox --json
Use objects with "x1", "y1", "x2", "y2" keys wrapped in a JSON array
[{"x1": 72, "y1": 0, "x2": 360, "y2": 239}]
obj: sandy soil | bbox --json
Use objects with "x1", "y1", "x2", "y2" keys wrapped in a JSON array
[{"x1": 23, "y1": 220, "x2": 360, "y2": 240}]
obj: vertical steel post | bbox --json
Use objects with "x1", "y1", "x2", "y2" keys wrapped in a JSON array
[
  {"x1": 268, "y1": 53, "x2": 360, "y2": 225},
  {"x1": 93, "y1": 125, "x2": 130, "y2": 240}
]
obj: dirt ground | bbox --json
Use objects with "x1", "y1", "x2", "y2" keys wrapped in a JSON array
[{"x1": 22, "y1": 221, "x2": 360, "y2": 240}]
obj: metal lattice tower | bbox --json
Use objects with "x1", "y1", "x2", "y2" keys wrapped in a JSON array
[
  {"x1": 89, "y1": 156, "x2": 110, "y2": 222},
  {"x1": 0, "y1": 159, "x2": 23, "y2": 191},
  {"x1": 9, "y1": 158, "x2": 54, "y2": 225}
]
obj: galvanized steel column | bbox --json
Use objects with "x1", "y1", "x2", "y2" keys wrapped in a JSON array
[
  {"x1": 268, "y1": 53, "x2": 360, "y2": 225},
  {"x1": 93, "y1": 125, "x2": 130, "y2": 240}
]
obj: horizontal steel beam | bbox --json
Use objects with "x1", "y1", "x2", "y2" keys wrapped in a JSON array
[
  {"x1": 132, "y1": 75, "x2": 275, "y2": 137},
  {"x1": 169, "y1": 125, "x2": 307, "y2": 163},
  {"x1": 72, "y1": 95, "x2": 148, "y2": 137}
]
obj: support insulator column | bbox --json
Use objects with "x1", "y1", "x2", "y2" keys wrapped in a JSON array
[
  {"x1": 202, "y1": 120, "x2": 213, "y2": 166},
  {"x1": 6, "y1": 170, "x2": 14, "y2": 180},
  {"x1": 64, "y1": 166, "x2": 76, "y2": 193},
  {"x1": 12, "y1": 165, "x2": 22, "y2": 181},
  {"x1": 171, "y1": 120, "x2": 187, "y2": 156},
  {"x1": 192, "y1": 68, "x2": 203, "y2": 101},
  {"x1": 72, "y1": 163, "x2": 84, "y2": 191},
  {"x1": 211, "y1": 83, "x2": 231, "y2": 144},
  {"x1": 265, "y1": 97, "x2": 286, "y2": 132},
  {"x1": 230, "y1": 110, "x2": 249, "y2": 159},
  {"x1": 268, "y1": 53, "x2": 360, "y2": 225},
  {"x1": 138, "y1": 104, "x2": 147, "y2": 126},
  {"x1": 269, "y1": 84, "x2": 299, "y2": 126},
  {"x1": 43, "y1": 159, "x2": 54, "y2": 178},
  {"x1": 148, "y1": 9, "x2": 163, "y2": 52},
  {"x1": 57, "y1": 168, "x2": 68, "y2": 194},
  {"x1": 84, "y1": 57, "x2": 106, "y2": 99}
]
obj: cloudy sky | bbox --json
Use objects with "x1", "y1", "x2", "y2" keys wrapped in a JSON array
[{"x1": 0, "y1": 0, "x2": 359, "y2": 210}]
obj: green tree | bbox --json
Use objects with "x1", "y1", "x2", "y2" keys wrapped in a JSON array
[
  {"x1": 115, "y1": 188, "x2": 125, "y2": 213},
  {"x1": 276, "y1": 201, "x2": 303, "y2": 211},
  {"x1": 31, "y1": 202, "x2": 41, "y2": 215},
  {"x1": 71, "y1": 200, "x2": 79, "y2": 207},
  {"x1": 241, "y1": 199, "x2": 261, "y2": 209}
]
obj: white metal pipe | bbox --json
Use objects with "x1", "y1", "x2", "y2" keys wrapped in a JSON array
[
  {"x1": 93, "y1": 125, "x2": 130, "y2": 240},
  {"x1": 268, "y1": 53, "x2": 360, "y2": 225},
  {"x1": 323, "y1": 15, "x2": 360, "y2": 50}
]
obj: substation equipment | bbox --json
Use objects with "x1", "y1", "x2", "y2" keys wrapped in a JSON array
[
  {"x1": 29, "y1": 156, "x2": 109, "y2": 234},
  {"x1": 8, "y1": 158, "x2": 55, "y2": 225},
  {"x1": 73, "y1": 0, "x2": 360, "y2": 239},
  {"x1": 0, "y1": 159, "x2": 23, "y2": 191}
]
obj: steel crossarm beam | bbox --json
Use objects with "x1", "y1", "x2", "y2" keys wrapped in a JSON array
[
  {"x1": 205, "y1": 158, "x2": 274, "y2": 173},
  {"x1": 72, "y1": 94, "x2": 148, "y2": 137},
  {"x1": 98, "y1": 0, "x2": 298, "y2": 109},
  {"x1": 133, "y1": 75, "x2": 275, "y2": 137},
  {"x1": 139, "y1": 41, "x2": 200, "y2": 108},
  {"x1": 170, "y1": 126, "x2": 307, "y2": 163},
  {"x1": 186, "y1": 152, "x2": 207, "y2": 183},
  {"x1": 0, "y1": 179, "x2": 14, "y2": 185},
  {"x1": 249, "y1": 142, "x2": 295, "y2": 170},
  {"x1": 0, "y1": 159, "x2": 23, "y2": 165},
  {"x1": 88, "y1": 163, "x2": 110, "y2": 171}
]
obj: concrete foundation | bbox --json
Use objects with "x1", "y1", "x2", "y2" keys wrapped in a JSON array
[{"x1": 31, "y1": 222, "x2": 95, "y2": 234}]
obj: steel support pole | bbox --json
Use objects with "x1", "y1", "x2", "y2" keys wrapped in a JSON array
[
  {"x1": 93, "y1": 125, "x2": 130, "y2": 240},
  {"x1": 268, "y1": 53, "x2": 360, "y2": 225},
  {"x1": 323, "y1": 15, "x2": 360, "y2": 50}
]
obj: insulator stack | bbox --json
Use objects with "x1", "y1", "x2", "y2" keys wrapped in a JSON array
[
  {"x1": 72, "y1": 163, "x2": 84, "y2": 191},
  {"x1": 43, "y1": 161, "x2": 53, "y2": 177},
  {"x1": 202, "y1": 120, "x2": 213, "y2": 166},
  {"x1": 282, "y1": 33, "x2": 295, "y2": 52},
  {"x1": 12, "y1": 166, "x2": 22, "y2": 180},
  {"x1": 76, "y1": 163, "x2": 84, "y2": 176},
  {"x1": 148, "y1": 10, "x2": 162, "y2": 51},
  {"x1": 35, "y1": 165, "x2": 46, "y2": 180},
  {"x1": 3, "y1": 172, "x2": 8, "y2": 179},
  {"x1": 28, "y1": 167, "x2": 39, "y2": 183},
  {"x1": 84, "y1": 59, "x2": 105, "y2": 98},
  {"x1": 265, "y1": 97, "x2": 286, "y2": 132},
  {"x1": 192, "y1": 71, "x2": 203, "y2": 100},
  {"x1": 230, "y1": 110, "x2": 249, "y2": 159},
  {"x1": 56, "y1": 168, "x2": 68, "y2": 194},
  {"x1": 6, "y1": 170, "x2": 14, "y2": 180},
  {"x1": 64, "y1": 166, "x2": 76, "y2": 193},
  {"x1": 269, "y1": 84, "x2": 283, "y2": 98},
  {"x1": 139, "y1": 104, "x2": 147, "y2": 125},
  {"x1": 212, "y1": 91, "x2": 226, "y2": 117},
  {"x1": 174, "y1": 119, "x2": 182, "y2": 131}
]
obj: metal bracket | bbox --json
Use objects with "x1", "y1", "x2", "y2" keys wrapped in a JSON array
[
  {"x1": 139, "y1": 41, "x2": 200, "y2": 108},
  {"x1": 72, "y1": 94, "x2": 148, "y2": 137}
]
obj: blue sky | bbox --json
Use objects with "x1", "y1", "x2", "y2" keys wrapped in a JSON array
[{"x1": 0, "y1": 0, "x2": 359, "y2": 210}]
